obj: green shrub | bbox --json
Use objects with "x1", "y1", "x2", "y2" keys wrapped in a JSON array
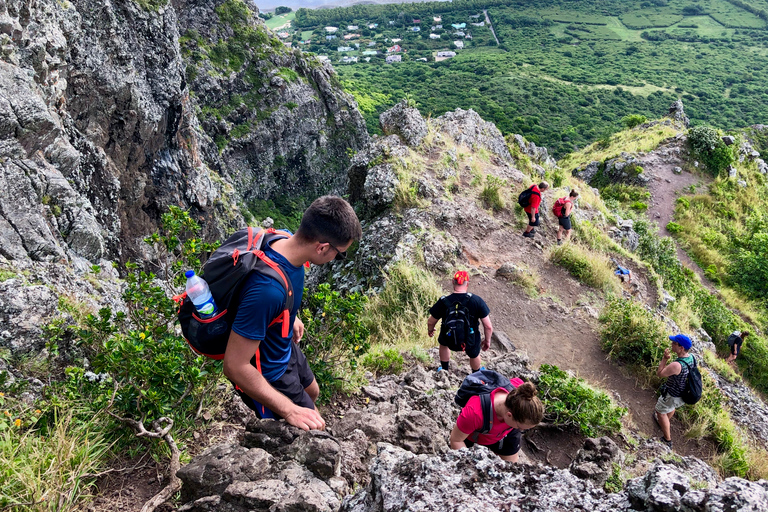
[
  {"x1": 600, "y1": 183, "x2": 650, "y2": 203},
  {"x1": 666, "y1": 222, "x2": 683, "y2": 234},
  {"x1": 630, "y1": 201, "x2": 648, "y2": 211},
  {"x1": 622, "y1": 114, "x2": 648, "y2": 129},
  {"x1": 301, "y1": 283, "x2": 370, "y2": 402},
  {"x1": 600, "y1": 297, "x2": 666, "y2": 380},
  {"x1": 480, "y1": 175, "x2": 505, "y2": 212},
  {"x1": 729, "y1": 233, "x2": 768, "y2": 300},
  {"x1": 538, "y1": 364, "x2": 627, "y2": 437},
  {"x1": 361, "y1": 348, "x2": 405, "y2": 376},
  {"x1": 688, "y1": 126, "x2": 735, "y2": 176}
]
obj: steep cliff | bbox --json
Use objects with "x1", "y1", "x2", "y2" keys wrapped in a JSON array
[
  {"x1": 174, "y1": 0, "x2": 369, "y2": 210},
  {"x1": 0, "y1": 0, "x2": 367, "y2": 267}
]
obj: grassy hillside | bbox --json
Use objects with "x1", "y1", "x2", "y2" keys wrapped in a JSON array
[{"x1": 289, "y1": 0, "x2": 768, "y2": 156}]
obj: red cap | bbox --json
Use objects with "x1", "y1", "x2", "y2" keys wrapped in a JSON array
[{"x1": 453, "y1": 271, "x2": 469, "y2": 285}]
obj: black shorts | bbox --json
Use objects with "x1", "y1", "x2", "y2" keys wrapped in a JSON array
[
  {"x1": 238, "y1": 342, "x2": 317, "y2": 418},
  {"x1": 526, "y1": 212, "x2": 540, "y2": 227},
  {"x1": 558, "y1": 215, "x2": 572, "y2": 230},
  {"x1": 438, "y1": 337, "x2": 481, "y2": 358},
  {"x1": 464, "y1": 429, "x2": 522, "y2": 457},
  {"x1": 730, "y1": 340, "x2": 743, "y2": 355}
]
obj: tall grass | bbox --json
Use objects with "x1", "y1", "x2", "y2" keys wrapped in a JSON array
[
  {"x1": 549, "y1": 243, "x2": 621, "y2": 294},
  {"x1": 0, "y1": 412, "x2": 109, "y2": 511},
  {"x1": 362, "y1": 260, "x2": 443, "y2": 351}
]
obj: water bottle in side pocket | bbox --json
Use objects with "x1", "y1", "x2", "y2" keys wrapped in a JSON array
[{"x1": 185, "y1": 270, "x2": 217, "y2": 319}]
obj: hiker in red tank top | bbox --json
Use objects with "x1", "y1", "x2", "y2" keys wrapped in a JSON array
[{"x1": 555, "y1": 189, "x2": 579, "y2": 245}]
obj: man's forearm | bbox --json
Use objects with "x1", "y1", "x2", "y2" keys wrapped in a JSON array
[
  {"x1": 484, "y1": 327, "x2": 493, "y2": 344},
  {"x1": 656, "y1": 360, "x2": 667, "y2": 377}
]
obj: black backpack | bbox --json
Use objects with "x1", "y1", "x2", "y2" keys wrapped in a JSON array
[
  {"x1": 678, "y1": 357, "x2": 703, "y2": 405},
  {"x1": 726, "y1": 333, "x2": 740, "y2": 347},
  {"x1": 176, "y1": 227, "x2": 294, "y2": 361},
  {"x1": 517, "y1": 186, "x2": 540, "y2": 208},
  {"x1": 439, "y1": 294, "x2": 474, "y2": 351},
  {"x1": 455, "y1": 369, "x2": 514, "y2": 438}
]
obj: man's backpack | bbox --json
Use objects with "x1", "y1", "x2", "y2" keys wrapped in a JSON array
[
  {"x1": 552, "y1": 197, "x2": 569, "y2": 218},
  {"x1": 176, "y1": 227, "x2": 294, "y2": 361},
  {"x1": 726, "y1": 332, "x2": 741, "y2": 347},
  {"x1": 454, "y1": 369, "x2": 522, "y2": 438},
  {"x1": 678, "y1": 357, "x2": 703, "y2": 405},
  {"x1": 439, "y1": 294, "x2": 474, "y2": 351},
  {"x1": 517, "y1": 186, "x2": 540, "y2": 208}
]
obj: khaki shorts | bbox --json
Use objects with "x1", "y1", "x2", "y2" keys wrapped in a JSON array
[{"x1": 656, "y1": 393, "x2": 686, "y2": 415}]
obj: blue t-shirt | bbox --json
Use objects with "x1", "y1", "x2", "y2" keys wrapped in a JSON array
[{"x1": 231, "y1": 239, "x2": 304, "y2": 382}]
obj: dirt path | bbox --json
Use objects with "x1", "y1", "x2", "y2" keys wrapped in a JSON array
[
  {"x1": 640, "y1": 141, "x2": 715, "y2": 290},
  {"x1": 433, "y1": 192, "x2": 714, "y2": 460}
]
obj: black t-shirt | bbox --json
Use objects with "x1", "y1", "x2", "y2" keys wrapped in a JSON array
[{"x1": 429, "y1": 293, "x2": 490, "y2": 346}]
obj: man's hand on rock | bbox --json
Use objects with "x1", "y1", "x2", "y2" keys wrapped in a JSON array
[{"x1": 284, "y1": 405, "x2": 326, "y2": 431}]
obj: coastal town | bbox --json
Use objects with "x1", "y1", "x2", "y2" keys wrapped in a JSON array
[{"x1": 262, "y1": 8, "x2": 498, "y2": 64}]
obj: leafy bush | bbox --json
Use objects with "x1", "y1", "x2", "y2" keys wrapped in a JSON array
[
  {"x1": 361, "y1": 348, "x2": 405, "y2": 376},
  {"x1": 630, "y1": 201, "x2": 648, "y2": 211},
  {"x1": 688, "y1": 126, "x2": 735, "y2": 176},
  {"x1": 549, "y1": 243, "x2": 619, "y2": 293},
  {"x1": 729, "y1": 233, "x2": 768, "y2": 300},
  {"x1": 301, "y1": 283, "x2": 370, "y2": 402},
  {"x1": 538, "y1": 364, "x2": 627, "y2": 437},
  {"x1": 600, "y1": 297, "x2": 666, "y2": 380},
  {"x1": 622, "y1": 114, "x2": 648, "y2": 129},
  {"x1": 666, "y1": 222, "x2": 683, "y2": 234}
]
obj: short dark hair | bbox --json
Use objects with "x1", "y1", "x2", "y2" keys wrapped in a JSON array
[{"x1": 296, "y1": 196, "x2": 362, "y2": 246}]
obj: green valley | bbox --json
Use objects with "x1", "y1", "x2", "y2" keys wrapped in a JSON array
[{"x1": 287, "y1": 0, "x2": 768, "y2": 156}]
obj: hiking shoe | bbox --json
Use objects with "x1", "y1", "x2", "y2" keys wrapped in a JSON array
[
  {"x1": 436, "y1": 366, "x2": 443, "y2": 373},
  {"x1": 660, "y1": 436, "x2": 673, "y2": 448},
  {"x1": 522, "y1": 232, "x2": 535, "y2": 238},
  {"x1": 557, "y1": 239, "x2": 563, "y2": 245}
]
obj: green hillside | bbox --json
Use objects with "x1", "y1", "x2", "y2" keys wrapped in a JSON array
[{"x1": 292, "y1": 0, "x2": 768, "y2": 156}]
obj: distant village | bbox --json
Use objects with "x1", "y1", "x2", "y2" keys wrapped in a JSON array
[{"x1": 266, "y1": 10, "x2": 497, "y2": 65}]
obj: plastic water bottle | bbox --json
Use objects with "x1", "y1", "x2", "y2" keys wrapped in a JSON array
[{"x1": 185, "y1": 270, "x2": 217, "y2": 319}]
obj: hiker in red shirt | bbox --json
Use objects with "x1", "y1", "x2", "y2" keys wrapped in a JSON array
[
  {"x1": 554, "y1": 189, "x2": 579, "y2": 245},
  {"x1": 522, "y1": 181, "x2": 549, "y2": 238},
  {"x1": 449, "y1": 380, "x2": 544, "y2": 462}
]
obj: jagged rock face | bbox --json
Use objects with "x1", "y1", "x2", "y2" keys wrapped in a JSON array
[
  {"x1": 1, "y1": 0, "x2": 368, "y2": 266},
  {"x1": 174, "y1": 0, "x2": 369, "y2": 204},
  {"x1": 0, "y1": 0, "x2": 228, "y2": 264},
  {"x1": 432, "y1": 108, "x2": 513, "y2": 164},
  {"x1": 569, "y1": 437, "x2": 624, "y2": 487},
  {"x1": 666, "y1": 99, "x2": 690, "y2": 128}
]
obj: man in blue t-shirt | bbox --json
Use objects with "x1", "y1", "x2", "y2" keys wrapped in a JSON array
[{"x1": 223, "y1": 196, "x2": 362, "y2": 432}]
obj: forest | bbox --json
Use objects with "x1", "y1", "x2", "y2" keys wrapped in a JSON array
[{"x1": 291, "y1": 0, "x2": 768, "y2": 156}]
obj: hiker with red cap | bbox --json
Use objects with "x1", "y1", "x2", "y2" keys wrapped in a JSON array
[
  {"x1": 427, "y1": 271, "x2": 493, "y2": 373},
  {"x1": 653, "y1": 334, "x2": 695, "y2": 448}
]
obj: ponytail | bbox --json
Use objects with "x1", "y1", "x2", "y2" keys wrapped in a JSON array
[{"x1": 505, "y1": 382, "x2": 544, "y2": 425}]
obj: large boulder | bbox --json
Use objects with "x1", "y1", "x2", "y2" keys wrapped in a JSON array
[{"x1": 380, "y1": 100, "x2": 428, "y2": 147}]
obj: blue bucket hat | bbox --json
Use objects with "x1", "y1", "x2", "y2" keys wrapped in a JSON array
[{"x1": 669, "y1": 334, "x2": 692, "y2": 351}]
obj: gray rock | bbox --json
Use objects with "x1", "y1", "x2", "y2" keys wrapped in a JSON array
[
  {"x1": 722, "y1": 135, "x2": 736, "y2": 146},
  {"x1": 673, "y1": 166, "x2": 682, "y2": 174},
  {"x1": 379, "y1": 100, "x2": 428, "y2": 147},
  {"x1": 432, "y1": 108, "x2": 513, "y2": 163},
  {"x1": 756, "y1": 158, "x2": 767, "y2": 174},
  {"x1": 570, "y1": 437, "x2": 624, "y2": 487},
  {"x1": 574, "y1": 160, "x2": 601, "y2": 183},
  {"x1": 738, "y1": 179, "x2": 747, "y2": 188},
  {"x1": 626, "y1": 463, "x2": 690, "y2": 510},
  {"x1": 666, "y1": 100, "x2": 690, "y2": 127},
  {"x1": 490, "y1": 330, "x2": 516, "y2": 352}
]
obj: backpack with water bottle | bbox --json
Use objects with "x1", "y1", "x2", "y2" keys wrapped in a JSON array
[{"x1": 176, "y1": 227, "x2": 295, "y2": 360}]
